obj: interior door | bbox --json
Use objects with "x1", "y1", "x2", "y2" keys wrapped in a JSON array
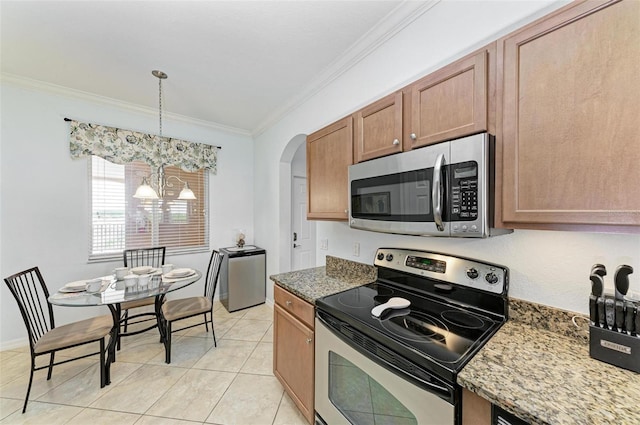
[{"x1": 292, "y1": 176, "x2": 316, "y2": 271}]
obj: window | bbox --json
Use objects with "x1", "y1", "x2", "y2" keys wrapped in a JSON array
[{"x1": 90, "y1": 156, "x2": 208, "y2": 260}]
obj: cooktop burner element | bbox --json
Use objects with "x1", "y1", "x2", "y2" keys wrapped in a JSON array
[
  {"x1": 381, "y1": 311, "x2": 448, "y2": 343},
  {"x1": 441, "y1": 310, "x2": 486, "y2": 329},
  {"x1": 338, "y1": 282, "x2": 394, "y2": 308},
  {"x1": 316, "y1": 248, "x2": 509, "y2": 382}
]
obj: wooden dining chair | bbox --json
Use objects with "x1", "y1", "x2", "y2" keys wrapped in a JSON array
[
  {"x1": 118, "y1": 246, "x2": 166, "y2": 349},
  {"x1": 4, "y1": 267, "x2": 112, "y2": 413},
  {"x1": 160, "y1": 249, "x2": 223, "y2": 363}
]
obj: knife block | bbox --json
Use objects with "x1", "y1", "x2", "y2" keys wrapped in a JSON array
[{"x1": 589, "y1": 325, "x2": 640, "y2": 373}]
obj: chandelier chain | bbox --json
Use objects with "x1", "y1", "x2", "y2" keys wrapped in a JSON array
[{"x1": 158, "y1": 76, "x2": 163, "y2": 137}]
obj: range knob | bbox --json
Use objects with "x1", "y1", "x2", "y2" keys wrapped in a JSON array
[
  {"x1": 466, "y1": 268, "x2": 479, "y2": 279},
  {"x1": 485, "y1": 272, "x2": 499, "y2": 285},
  {"x1": 377, "y1": 252, "x2": 385, "y2": 261},
  {"x1": 386, "y1": 253, "x2": 394, "y2": 261}
]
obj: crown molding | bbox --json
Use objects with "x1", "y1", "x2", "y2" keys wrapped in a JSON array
[
  {"x1": 251, "y1": 0, "x2": 440, "y2": 137},
  {"x1": 0, "y1": 73, "x2": 253, "y2": 137}
]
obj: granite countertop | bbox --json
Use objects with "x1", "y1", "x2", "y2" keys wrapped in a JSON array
[
  {"x1": 269, "y1": 256, "x2": 377, "y2": 304},
  {"x1": 458, "y1": 299, "x2": 640, "y2": 425}
]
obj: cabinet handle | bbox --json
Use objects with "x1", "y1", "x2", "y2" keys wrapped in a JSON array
[
  {"x1": 285, "y1": 300, "x2": 292, "y2": 306},
  {"x1": 410, "y1": 133, "x2": 417, "y2": 141},
  {"x1": 433, "y1": 153, "x2": 445, "y2": 232},
  {"x1": 392, "y1": 139, "x2": 400, "y2": 145},
  {"x1": 306, "y1": 338, "x2": 313, "y2": 344}
]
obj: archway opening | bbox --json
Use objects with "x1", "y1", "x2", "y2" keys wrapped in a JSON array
[{"x1": 278, "y1": 134, "x2": 316, "y2": 272}]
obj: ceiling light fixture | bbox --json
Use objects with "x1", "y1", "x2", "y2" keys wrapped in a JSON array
[{"x1": 133, "y1": 70, "x2": 196, "y2": 201}]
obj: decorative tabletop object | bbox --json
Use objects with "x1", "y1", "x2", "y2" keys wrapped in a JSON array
[{"x1": 236, "y1": 229, "x2": 246, "y2": 248}]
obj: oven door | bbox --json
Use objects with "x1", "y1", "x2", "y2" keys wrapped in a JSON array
[{"x1": 315, "y1": 315, "x2": 456, "y2": 425}]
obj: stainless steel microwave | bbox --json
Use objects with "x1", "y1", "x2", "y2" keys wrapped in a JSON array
[{"x1": 348, "y1": 133, "x2": 511, "y2": 238}]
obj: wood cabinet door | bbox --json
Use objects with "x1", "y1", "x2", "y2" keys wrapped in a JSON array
[
  {"x1": 354, "y1": 91, "x2": 403, "y2": 162},
  {"x1": 306, "y1": 116, "x2": 353, "y2": 220},
  {"x1": 408, "y1": 50, "x2": 487, "y2": 149},
  {"x1": 499, "y1": 0, "x2": 640, "y2": 230},
  {"x1": 462, "y1": 388, "x2": 491, "y2": 425},
  {"x1": 273, "y1": 304, "x2": 314, "y2": 424}
]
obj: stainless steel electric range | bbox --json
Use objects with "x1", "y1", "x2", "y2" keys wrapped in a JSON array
[{"x1": 314, "y1": 248, "x2": 509, "y2": 425}]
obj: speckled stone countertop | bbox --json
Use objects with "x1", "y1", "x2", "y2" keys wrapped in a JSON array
[
  {"x1": 458, "y1": 299, "x2": 640, "y2": 424},
  {"x1": 269, "y1": 256, "x2": 377, "y2": 304}
]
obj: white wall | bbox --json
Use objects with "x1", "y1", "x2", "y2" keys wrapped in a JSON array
[
  {"x1": 291, "y1": 143, "x2": 306, "y2": 178},
  {"x1": 254, "y1": 1, "x2": 640, "y2": 315},
  {"x1": 0, "y1": 81, "x2": 254, "y2": 349}
]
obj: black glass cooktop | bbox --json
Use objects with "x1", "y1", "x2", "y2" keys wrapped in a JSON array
[{"x1": 316, "y1": 281, "x2": 502, "y2": 380}]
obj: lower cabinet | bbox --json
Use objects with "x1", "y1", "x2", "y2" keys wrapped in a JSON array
[
  {"x1": 273, "y1": 285, "x2": 315, "y2": 424},
  {"x1": 462, "y1": 388, "x2": 491, "y2": 425}
]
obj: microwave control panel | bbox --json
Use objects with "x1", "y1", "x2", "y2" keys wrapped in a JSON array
[{"x1": 449, "y1": 161, "x2": 478, "y2": 223}]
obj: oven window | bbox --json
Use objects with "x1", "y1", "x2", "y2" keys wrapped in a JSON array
[{"x1": 328, "y1": 351, "x2": 418, "y2": 425}]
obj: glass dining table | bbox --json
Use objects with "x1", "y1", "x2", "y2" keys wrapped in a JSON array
[{"x1": 48, "y1": 270, "x2": 202, "y2": 385}]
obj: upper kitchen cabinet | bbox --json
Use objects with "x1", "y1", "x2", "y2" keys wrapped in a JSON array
[
  {"x1": 307, "y1": 116, "x2": 353, "y2": 220},
  {"x1": 406, "y1": 48, "x2": 490, "y2": 149},
  {"x1": 354, "y1": 91, "x2": 403, "y2": 163},
  {"x1": 498, "y1": 0, "x2": 640, "y2": 231}
]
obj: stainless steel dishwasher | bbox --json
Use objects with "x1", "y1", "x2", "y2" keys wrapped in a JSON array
[{"x1": 219, "y1": 246, "x2": 266, "y2": 312}]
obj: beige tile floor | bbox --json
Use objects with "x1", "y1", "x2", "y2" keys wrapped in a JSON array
[{"x1": 0, "y1": 302, "x2": 309, "y2": 425}]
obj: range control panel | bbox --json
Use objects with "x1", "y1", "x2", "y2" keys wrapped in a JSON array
[
  {"x1": 374, "y1": 248, "x2": 508, "y2": 295},
  {"x1": 406, "y1": 256, "x2": 446, "y2": 274}
]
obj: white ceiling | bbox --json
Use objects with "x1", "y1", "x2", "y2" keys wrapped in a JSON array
[{"x1": 1, "y1": 0, "x2": 432, "y2": 135}]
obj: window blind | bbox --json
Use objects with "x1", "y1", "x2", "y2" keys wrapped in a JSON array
[{"x1": 90, "y1": 156, "x2": 208, "y2": 260}]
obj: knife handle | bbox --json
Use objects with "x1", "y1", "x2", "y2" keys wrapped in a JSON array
[
  {"x1": 589, "y1": 295, "x2": 598, "y2": 325},
  {"x1": 605, "y1": 297, "x2": 615, "y2": 329},
  {"x1": 614, "y1": 265, "x2": 633, "y2": 300},
  {"x1": 597, "y1": 297, "x2": 606, "y2": 328},
  {"x1": 615, "y1": 300, "x2": 624, "y2": 331},
  {"x1": 591, "y1": 264, "x2": 607, "y2": 277},
  {"x1": 625, "y1": 301, "x2": 635, "y2": 335}
]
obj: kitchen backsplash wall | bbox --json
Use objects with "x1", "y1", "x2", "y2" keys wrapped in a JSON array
[
  {"x1": 508, "y1": 298, "x2": 589, "y2": 344},
  {"x1": 315, "y1": 222, "x2": 639, "y2": 316},
  {"x1": 326, "y1": 255, "x2": 377, "y2": 282}
]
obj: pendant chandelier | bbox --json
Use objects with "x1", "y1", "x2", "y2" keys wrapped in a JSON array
[{"x1": 133, "y1": 70, "x2": 196, "y2": 200}]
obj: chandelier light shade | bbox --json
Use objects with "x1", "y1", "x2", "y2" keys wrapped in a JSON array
[
  {"x1": 133, "y1": 70, "x2": 197, "y2": 201},
  {"x1": 178, "y1": 182, "x2": 197, "y2": 200},
  {"x1": 133, "y1": 177, "x2": 160, "y2": 199}
]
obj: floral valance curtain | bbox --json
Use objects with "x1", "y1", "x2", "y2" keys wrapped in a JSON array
[{"x1": 68, "y1": 120, "x2": 218, "y2": 174}]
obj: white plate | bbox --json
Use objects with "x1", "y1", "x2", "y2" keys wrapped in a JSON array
[
  {"x1": 59, "y1": 286, "x2": 85, "y2": 293},
  {"x1": 64, "y1": 280, "x2": 88, "y2": 290},
  {"x1": 165, "y1": 268, "x2": 194, "y2": 278},
  {"x1": 131, "y1": 266, "x2": 154, "y2": 275}
]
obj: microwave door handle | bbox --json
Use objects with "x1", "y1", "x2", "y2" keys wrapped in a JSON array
[{"x1": 432, "y1": 153, "x2": 445, "y2": 232}]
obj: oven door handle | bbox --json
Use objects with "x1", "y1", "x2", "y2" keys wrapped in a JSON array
[{"x1": 432, "y1": 153, "x2": 445, "y2": 232}]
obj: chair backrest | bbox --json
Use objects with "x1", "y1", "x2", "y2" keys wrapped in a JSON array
[
  {"x1": 123, "y1": 247, "x2": 166, "y2": 268},
  {"x1": 204, "y1": 250, "x2": 223, "y2": 301},
  {"x1": 4, "y1": 267, "x2": 54, "y2": 354}
]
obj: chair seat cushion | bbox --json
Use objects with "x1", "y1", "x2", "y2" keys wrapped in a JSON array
[
  {"x1": 34, "y1": 315, "x2": 113, "y2": 354},
  {"x1": 121, "y1": 298, "x2": 155, "y2": 310},
  {"x1": 162, "y1": 297, "x2": 212, "y2": 322}
]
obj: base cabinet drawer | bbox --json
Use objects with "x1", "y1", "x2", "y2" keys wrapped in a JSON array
[{"x1": 274, "y1": 284, "x2": 314, "y2": 328}]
